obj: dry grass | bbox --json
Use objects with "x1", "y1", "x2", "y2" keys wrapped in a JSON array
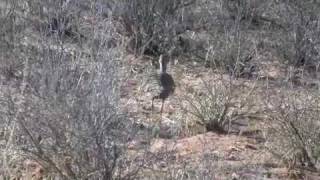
[{"x1": 181, "y1": 76, "x2": 258, "y2": 134}]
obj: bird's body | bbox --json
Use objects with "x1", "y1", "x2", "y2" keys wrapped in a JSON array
[
  {"x1": 152, "y1": 55, "x2": 175, "y2": 114},
  {"x1": 159, "y1": 73, "x2": 175, "y2": 95}
]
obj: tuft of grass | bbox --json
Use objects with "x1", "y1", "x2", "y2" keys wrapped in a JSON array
[{"x1": 183, "y1": 78, "x2": 256, "y2": 134}]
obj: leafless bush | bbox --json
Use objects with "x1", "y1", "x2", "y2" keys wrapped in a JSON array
[
  {"x1": 26, "y1": 0, "x2": 83, "y2": 39},
  {"x1": 206, "y1": 32, "x2": 256, "y2": 78},
  {"x1": 0, "y1": 1, "x2": 138, "y2": 179},
  {"x1": 183, "y1": 79, "x2": 256, "y2": 133},
  {"x1": 113, "y1": 0, "x2": 195, "y2": 56},
  {"x1": 137, "y1": 146, "x2": 218, "y2": 179},
  {"x1": 158, "y1": 154, "x2": 218, "y2": 180},
  {"x1": 0, "y1": 0, "x2": 26, "y2": 82},
  {"x1": 200, "y1": 0, "x2": 263, "y2": 77},
  {"x1": 265, "y1": 90, "x2": 320, "y2": 171},
  {"x1": 274, "y1": 0, "x2": 320, "y2": 70}
]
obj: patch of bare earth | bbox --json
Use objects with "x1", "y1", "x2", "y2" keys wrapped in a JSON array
[{"x1": 149, "y1": 132, "x2": 286, "y2": 179}]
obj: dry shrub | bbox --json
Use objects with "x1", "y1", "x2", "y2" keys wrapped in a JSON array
[
  {"x1": 114, "y1": 0, "x2": 195, "y2": 55},
  {"x1": 201, "y1": 0, "x2": 262, "y2": 77},
  {"x1": 206, "y1": 33, "x2": 256, "y2": 78},
  {"x1": 272, "y1": 0, "x2": 320, "y2": 69},
  {"x1": 0, "y1": 1, "x2": 138, "y2": 179},
  {"x1": 183, "y1": 78, "x2": 256, "y2": 134},
  {"x1": 158, "y1": 154, "x2": 218, "y2": 180},
  {"x1": 265, "y1": 90, "x2": 320, "y2": 171}
]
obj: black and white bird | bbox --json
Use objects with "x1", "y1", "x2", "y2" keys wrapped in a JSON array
[{"x1": 152, "y1": 54, "x2": 175, "y2": 114}]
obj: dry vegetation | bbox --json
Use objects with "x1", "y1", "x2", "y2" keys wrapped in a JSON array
[{"x1": 1, "y1": 0, "x2": 320, "y2": 179}]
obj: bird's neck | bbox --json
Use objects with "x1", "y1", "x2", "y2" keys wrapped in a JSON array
[{"x1": 160, "y1": 61, "x2": 167, "y2": 73}]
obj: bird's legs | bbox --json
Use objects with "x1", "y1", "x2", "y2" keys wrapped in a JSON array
[
  {"x1": 159, "y1": 99, "x2": 165, "y2": 125},
  {"x1": 152, "y1": 98, "x2": 155, "y2": 112},
  {"x1": 152, "y1": 96, "x2": 158, "y2": 112},
  {"x1": 160, "y1": 99, "x2": 165, "y2": 115}
]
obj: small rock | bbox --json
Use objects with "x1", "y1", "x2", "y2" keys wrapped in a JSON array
[
  {"x1": 231, "y1": 172, "x2": 240, "y2": 180},
  {"x1": 212, "y1": 150, "x2": 220, "y2": 157},
  {"x1": 226, "y1": 154, "x2": 238, "y2": 161},
  {"x1": 24, "y1": 160, "x2": 44, "y2": 179},
  {"x1": 158, "y1": 117, "x2": 181, "y2": 139},
  {"x1": 245, "y1": 143, "x2": 258, "y2": 150},
  {"x1": 127, "y1": 140, "x2": 139, "y2": 149},
  {"x1": 229, "y1": 146, "x2": 241, "y2": 152}
]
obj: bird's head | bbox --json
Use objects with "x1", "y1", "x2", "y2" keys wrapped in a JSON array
[{"x1": 159, "y1": 54, "x2": 163, "y2": 64}]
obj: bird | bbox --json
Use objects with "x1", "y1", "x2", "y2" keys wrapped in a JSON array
[{"x1": 152, "y1": 54, "x2": 175, "y2": 114}]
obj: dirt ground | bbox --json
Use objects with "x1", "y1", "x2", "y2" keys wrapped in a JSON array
[{"x1": 120, "y1": 55, "x2": 320, "y2": 180}]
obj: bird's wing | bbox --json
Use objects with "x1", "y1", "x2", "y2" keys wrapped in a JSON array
[{"x1": 160, "y1": 73, "x2": 175, "y2": 90}]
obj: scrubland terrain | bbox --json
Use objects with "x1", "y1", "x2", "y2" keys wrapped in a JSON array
[{"x1": 1, "y1": 0, "x2": 320, "y2": 179}]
